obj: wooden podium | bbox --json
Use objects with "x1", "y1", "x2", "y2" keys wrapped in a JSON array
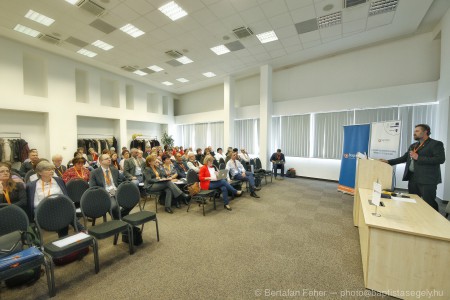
[{"x1": 353, "y1": 159, "x2": 392, "y2": 227}]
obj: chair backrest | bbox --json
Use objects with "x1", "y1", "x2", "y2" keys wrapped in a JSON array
[
  {"x1": 219, "y1": 158, "x2": 225, "y2": 165},
  {"x1": 445, "y1": 201, "x2": 450, "y2": 214},
  {"x1": 249, "y1": 158, "x2": 255, "y2": 166},
  {"x1": 212, "y1": 159, "x2": 219, "y2": 169},
  {"x1": 255, "y1": 158, "x2": 262, "y2": 169},
  {"x1": 35, "y1": 194, "x2": 77, "y2": 233},
  {"x1": 116, "y1": 182, "x2": 140, "y2": 210},
  {"x1": 186, "y1": 169, "x2": 199, "y2": 185},
  {"x1": 0, "y1": 204, "x2": 29, "y2": 235},
  {"x1": 66, "y1": 179, "x2": 90, "y2": 205},
  {"x1": 80, "y1": 186, "x2": 112, "y2": 219},
  {"x1": 24, "y1": 170, "x2": 36, "y2": 183},
  {"x1": 219, "y1": 163, "x2": 225, "y2": 170}
]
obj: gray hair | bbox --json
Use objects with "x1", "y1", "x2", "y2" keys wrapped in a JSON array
[
  {"x1": 35, "y1": 161, "x2": 55, "y2": 174},
  {"x1": 51, "y1": 154, "x2": 62, "y2": 161}
]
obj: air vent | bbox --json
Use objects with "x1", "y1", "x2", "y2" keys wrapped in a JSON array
[
  {"x1": 77, "y1": 0, "x2": 105, "y2": 17},
  {"x1": 165, "y1": 59, "x2": 183, "y2": 67},
  {"x1": 233, "y1": 27, "x2": 253, "y2": 39},
  {"x1": 369, "y1": 0, "x2": 398, "y2": 16},
  {"x1": 295, "y1": 19, "x2": 318, "y2": 34},
  {"x1": 344, "y1": 0, "x2": 367, "y2": 8},
  {"x1": 224, "y1": 40, "x2": 245, "y2": 51},
  {"x1": 121, "y1": 66, "x2": 137, "y2": 72},
  {"x1": 38, "y1": 34, "x2": 61, "y2": 45},
  {"x1": 165, "y1": 50, "x2": 183, "y2": 59},
  {"x1": 317, "y1": 12, "x2": 342, "y2": 28},
  {"x1": 65, "y1": 36, "x2": 88, "y2": 48},
  {"x1": 89, "y1": 19, "x2": 116, "y2": 34}
]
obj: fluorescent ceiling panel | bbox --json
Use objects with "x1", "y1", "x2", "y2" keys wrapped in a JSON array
[
  {"x1": 133, "y1": 70, "x2": 147, "y2": 76},
  {"x1": 210, "y1": 45, "x2": 230, "y2": 55},
  {"x1": 176, "y1": 56, "x2": 193, "y2": 64},
  {"x1": 65, "y1": 0, "x2": 79, "y2": 5},
  {"x1": 162, "y1": 81, "x2": 174, "y2": 86},
  {"x1": 92, "y1": 40, "x2": 114, "y2": 50},
  {"x1": 158, "y1": 1, "x2": 188, "y2": 21},
  {"x1": 25, "y1": 10, "x2": 55, "y2": 26},
  {"x1": 176, "y1": 78, "x2": 189, "y2": 83},
  {"x1": 77, "y1": 48, "x2": 97, "y2": 58},
  {"x1": 120, "y1": 24, "x2": 145, "y2": 38},
  {"x1": 13, "y1": 24, "x2": 41, "y2": 37},
  {"x1": 202, "y1": 72, "x2": 216, "y2": 78},
  {"x1": 256, "y1": 30, "x2": 278, "y2": 44},
  {"x1": 148, "y1": 65, "x2": 164, "y2": 72}
]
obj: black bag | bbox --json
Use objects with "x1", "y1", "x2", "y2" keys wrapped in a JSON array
[
  {"x1": 0, "y1": 231, "x2": 24, "y2": 259},
  {"x1": 122, "y1": 226, "x2": 143, "y2": 246},
  {"x1": 286, "y1": 168, "x2": 296, "y2": 178},
  {"x1": 53, "y1": 247, "x2": 89, "y2": 266},
  {"x1": 5, "y1": 267, "x2": 41, "y2": 287}
]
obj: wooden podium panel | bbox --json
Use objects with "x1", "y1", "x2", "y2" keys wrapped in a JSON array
[{"x1": 353, "y1": 159, "x2": 392, "y2": 226}]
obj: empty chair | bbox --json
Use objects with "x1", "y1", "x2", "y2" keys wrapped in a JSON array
[
  {"x1": 186, "y1": 169, "x2": 217, "y2": 216},
  {"x1": 116, "y1": 182, "x2": 159, "y2": 242},
  {"x1": 212, "y1": 159, "x2": 219, "y2": 169},
  {"x1": 219, "y1": 163, "x2": 225, "y2": 170},
  {"x1": 254, "y1": 157, "x2": 272, "y2": 184},
  {"x1": 80, "y1": 186, "x2": 134, "y2": 255},
  {"x1": 34, "y1": 195, "x2": 99, "y2": 296}
]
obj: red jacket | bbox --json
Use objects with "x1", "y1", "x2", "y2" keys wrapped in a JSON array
[{"x1": 198, "y1": 165, "x2": 213, "y2": 190}]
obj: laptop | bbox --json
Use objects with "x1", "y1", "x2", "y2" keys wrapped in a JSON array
[{"x1": 216, "y1": 169, "x2": 228, "y2": 180}]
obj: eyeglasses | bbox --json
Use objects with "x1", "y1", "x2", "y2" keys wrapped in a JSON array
[{"x1": 0, "y1": 170, "x2": 11, "y2": 174}]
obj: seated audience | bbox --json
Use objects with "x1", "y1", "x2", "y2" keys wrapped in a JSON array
[
  {"x1": 28, "y1": 158, "x2": 50, "y2": 183},
  {"x1": 215, "y1": 148, "x2": 226, "y2": 162},
  {"x1": 52, "y1": 154, "x2": 67, "y2": 178},
  {"x1": 87, "y1": 147, "x2": 99, "y2": 162},
  {"x1": 238, "y1": 148, "x2": 250, "y2": 163},
  {"x1": 123, "y1": 148, "x2": 145, "y2": 186},
  {"x1": 199, "y1": 155, "x2": 242, "y2": 211},
  {"x1": 161, "y1": 155, "x2": 178, "y2": 181},
  {"x1": 143, "y1": 155, "x2": 190, "y2": 214},
  {"x1": 78, "y1": 147, "x2": 89, "y2": 161},
  {"x1": 227, "y1": 152, "x2": 260, "y2": 198},
  {"x1": 174, "y1": 153, "x2": 189, "y2": 179},
  {"x1": 270, "y1": 149, "x2": 286, "y2": 179},
  {"x1": 89, "y1": 154, "x2": 128, "y2": 220},
  {"x1": 19, "y1": 149, "x2": 39, "y2": 177},
  {"x1": 137, "y1": 150, "x2": 146, "y2": 165},
  {"x1": 63, "y1": 156, "x2": 90, "y2": 183},
  {"x1": 111, "y1": 152, "x2": 120, "y2": 170},
  {"x1": 120, "y1": 149, "x2": 130, "y2": 171},
  {"x1": 195, "y1": 148, "x2": 203, "y2": 163},
  {"x1": 0, "y1": 162, "x2": 27, "y2": 210},
  {"x1": 26, "y1": 161, "x2": 85, "y2": 236},
  {"x1": 208, "y1": 146, "x2": 215, "y2": 157},
  {"x1": 187, "y1": 152, "x2": 203, "y2": 173}
]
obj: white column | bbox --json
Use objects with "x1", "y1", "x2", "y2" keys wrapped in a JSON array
[
  {"x1": 259, "y1": 65, "x2": 273, "y2": 169},
  {"x1": 224, "y1": 76, "x2": 235, "y2": 148},
  {"x1": 119, "y1": 118, "x2": 128, "y2": 149},
  {"x1": 437, "y1": 8, "x2": 450, "y2": 201},
  {"x1": 47, "y1": 111, "x2": 77, "y2": 164}
]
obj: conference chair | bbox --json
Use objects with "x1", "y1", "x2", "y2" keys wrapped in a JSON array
[
  {"x1": 185, "y1": 169, "x2": 217, "y2": 216},
  {"x1": 24, "y1": 170, "x2": 36, "y2": 183},
  {"x1": 141, "y1": 174, "x2": 162, "y2": 212},
  {"x1": 34, "y1": 195, "x2": 99, "y2": 295},
  {"x1": 67, "y1": 179, "x2": 106, "y2": 226},
  {"x1": 254, "y1": 157, "x2": 272, "y2": 184},
  {"x1": 212, "y1": 159, "x2": 219, "y2": 169},
  {"x1": 445, "y1": 201, "x2": 450, "y2": 219},
  {"x1": 0, "y1": 204, "x2": 54, "y2": 297},
  {"x1": 80, "y1": 187, "x2": 134, "y2": 255},
  {"x1": 116, "y1": 182, "x2": 159, "y2": 242},
  {"x1": 219, "y1": 163, "x2": 225, "y2": 170}
]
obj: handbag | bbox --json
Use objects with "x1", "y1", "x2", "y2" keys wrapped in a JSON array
[
  {"x1": 0, "y1": 231, "x2": 24, "y2": 259},
  {"x1": 187, "y1": 182, "x2": 200, "y2": 197}
]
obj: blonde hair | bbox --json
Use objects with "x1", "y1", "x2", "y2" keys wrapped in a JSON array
[{"x1": 203, "y1": 155, "x2": 214, "y2": 165}]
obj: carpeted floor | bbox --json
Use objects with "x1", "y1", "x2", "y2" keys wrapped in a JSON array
[{"x1": 1, "y1": 177, "x2": 410, "y2": 299}]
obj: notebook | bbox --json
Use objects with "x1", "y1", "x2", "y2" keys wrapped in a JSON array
[{"x1": 216, "y1": 169, "x2": 228, "y2": 180}]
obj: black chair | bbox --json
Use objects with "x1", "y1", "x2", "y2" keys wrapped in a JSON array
[
  {"x1": 212, "y1": 159, "x2": 219, "y2": 169},
  {"x1": 254, "y1": 157, "x2": 272, "y2": 184},
  {"x1": 141, "y1": 174, "x2": 162, "y2": 212},
  {"x1": 80, "y1": 187, "x2": 134, "y2": 255},
  {"x1": 116, "y1": 182, "x2": 159, "y2": 242},
  {"x1": 219, "y1": 158, "x2": 225, "y2": 165},
  {"x1": 0, "y1": 204, "x2": 54, "y2": 297},
  {"x1": 34, "y1": 195, "x2": 99, "y2": 295},
  {"x1": 219, "y1": 163, "x2": 225, "y2": 170},
  {"x1": 186, "y1": 169, "x2": 217, "y2": 216},
  {"x1": 445, "y1": 201, "x2": 450, "y2": 219},
  {"x1": 24, "y1": 170, "x2": 36, "y2": 183},
  {"x1": 67, "y1": 179, "x2": 106, "y2": 226}
]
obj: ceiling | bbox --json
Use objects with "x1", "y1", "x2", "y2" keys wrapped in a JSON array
[{"x1": 0, "y1": 0, "x2": 446, "y2": 95}]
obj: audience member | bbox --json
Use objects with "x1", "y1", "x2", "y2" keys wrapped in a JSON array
[
  {"x1": 52, "y1": 154, "x2": 66, "y2": 178},
  {"x1": 174, "y1": 153, "x2": 189, "y2": 179},
  {"x1": 270, "y1": 149, "x2": 286, "y2": 179},
  {"x1": 0, "y1": 162, "x2": 27, "y2": 210},
  {"x1": 161, "y1": 155, "x2": 178, "y2": 181},
  {"x1": 87, "y1": 147, "x2": 99, "y2": 162},
  {"x1": 120, "y1": 149, "x2": 130, "y2": 171},
  {"x1": 238, "y1": 148, "x2": 250, "y2": 163},
  {"x1": 111, "y1": 152, "x2": 120, "y2": 170},
  {"x1": 195, "y1": 148, "x2": 203, "y2": 163},
  {"x1": 19, "y1": 149, "x2": 39, "y2": 177},
  {"x1": 214, "y1": 148, "x2": 226, "y2": 162},
  {"x1": 187, "y1": 152, "x2": 203, "y2": 173},
  {"x1": 227, "y1": 152, "x2": 260, "y2": 198},
  {"x1": 123, "y1": 148, "x2": 144, "y2": 186},
  {"x1": 63, "y1": 156, "x2": 90, "y2": 183}
]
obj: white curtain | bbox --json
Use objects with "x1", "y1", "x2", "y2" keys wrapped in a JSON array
[
  {"x1": 234, "y1": 119, "x2": 259, "y2": 155},
  {"x1": 279, "y1": 114, "x2": 310, "y2": 157},
  {"x1": 354, "y1": 107, "x2": 399, "y2": 124},
  {"x1": 194, "y1": 123, "x2": 208, "y2": 150},
  {"x1": 209, "y1": 122, "x2": 224, "y2": 149},
  {"x1": 313, "y1": 111, "x2": 353, "y2": 159},
  {"x1": 178, "y1": 124, "x2": 195, "y2": 149},
  {"x1": 176, "y1": 122, "x2": 224, "y2": 150}
]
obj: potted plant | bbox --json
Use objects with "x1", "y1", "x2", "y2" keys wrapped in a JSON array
[{"x1": 161, "y1": 131, "x2": 174, "y2": 148}]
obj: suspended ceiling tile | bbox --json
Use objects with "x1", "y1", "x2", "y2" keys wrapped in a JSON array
[
  {"x1": 269, "y1": 12, "x2": 294, "y2": 29},
  {"x1": 290, "y1": 5, "x2": 317, "y2": 23},
  {"x1": 239, "y1": 6, "x2": 266, "y2": 24},
  {"x1": 260, "y1": 0, "x2": 289, "y2": 18}
]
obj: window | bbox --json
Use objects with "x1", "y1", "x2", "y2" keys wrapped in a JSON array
[
  {"x1": 272, "y1": 115, "x2": 310, "y2": 157},
  {"x1": 234, "y1": 119, "x2": 259, "y2": 155},
  {"x1": 176, "y1": 122, "x2": 224, "y2": 149}
]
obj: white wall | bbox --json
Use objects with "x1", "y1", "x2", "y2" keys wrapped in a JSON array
[
  {"x1": 235, "y1": 75, "x2": 260, "y2": 107},
  {"x1": 175, "y1": 84, "x2": 223, "y2": 115},
  {"x1": 0, "y1": 36, "x2": 175, "y2": 165}
]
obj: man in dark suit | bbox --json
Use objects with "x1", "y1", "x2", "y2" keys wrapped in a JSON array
[
  {"x1": 381, "y1": 124, "x2": 445, "y2": 211},
  {"x1": 89, "y1": 153, "x2": 128, "y2": 219},
  {"x1": 123, "y1": 148, "x2": 144, "y2": 186},
  {"x1": 270, "y1": 149, "x2": 286, "y2": 179},
  {"x1": 52, "y1": 154, "x2": 67, "y2": 178},
  {"x1": 173, "y1": 153, "x2": 189, "y2": 178},
  {"x1": 19, "y1": 149, "x2": 39, "y2": 177}
]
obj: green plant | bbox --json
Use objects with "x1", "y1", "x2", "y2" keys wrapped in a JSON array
[{"x1": 161, "y1": 131, "x2": 174, "y2": 148}]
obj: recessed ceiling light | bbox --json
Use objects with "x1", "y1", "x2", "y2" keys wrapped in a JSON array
[
  {"x1": 13, "y1": 24, "x2": 41, "y2": 37},
  {"x1": 202, "y1": 72, "x2": 216, "y2": 78},
  {"x1": 120, "y1": 24, "x2": 145, "y2": 38},
  {"x1": 133, "y1": 70, "x2": 147, "y2": 76},
  {"x1": 65, "y1": 0, "x2": 80, "y2": 5},
  {"x1": 92, "y1": 40, "x2": 114, "y2": 50},
  {"x1": 162, "y1": 81, "x2": 174, "y2": 86},
  {"x1": 25, "y1": 10, "x2": 55, "y2": 26},
  {"x1": 77, "y1": 48, "x2": 97, "y2": 58},
  {"x1": 176, "y1": 78, "x2": 189, "y2": 83},
  {"x1": 148, "y1": 65, "x2": 164, "y2": 72},
  {"x1": 158, "y1": 1, "x2": 188, "y2": 21},
  {"x1": 210, "y1": 45, "x2": 230, "y2": 55},
  {"x1": 256, "y1": 30, "x2": 278, "y2": 44},
  {"x1": 176, "y1": 56, "x2": 193, "y2": 64}
]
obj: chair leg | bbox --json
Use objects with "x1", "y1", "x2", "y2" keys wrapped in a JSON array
[
  {"x1": 186, "y1": 200, "x2": 191, "y2": 212},
  {"x1": 155, "y1": 195, "x2": 158, "y2": 213},
  {"x1": 43, "y1": 253, "x2": 55, "y2": 297},
  {"x1": 128, "y1": 226, "x2": 135, "y2": 255},
  {"x1": 154, "y1": 218, "x2": 160, "y2": 241},
  {"x1": 446, "y1": 213, "x2": 449, "y2": 218},
  {"x1": 92, "y1": 239, "x2": 100, "y2": 274},
  {"x1": 113, "y1": 233, "x2": 119, "y2": 245},
  {"x1": 202, "y1": 202, "x2": 205, "y2": 216}
]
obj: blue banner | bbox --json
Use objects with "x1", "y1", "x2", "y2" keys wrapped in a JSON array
[{"x1": 338, "y1": 124, "x2": 370, "y2": 194}]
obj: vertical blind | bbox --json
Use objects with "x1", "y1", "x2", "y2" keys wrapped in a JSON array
[
  {"x1": 176, "y1": 122, "x2": 224, "y2": 150},
  {"x1": 234, "y1": 119, "x2": 259, "y2": 154},
  {"x1": 272, "y1": 115, "x2": 310, "y2": 157}
]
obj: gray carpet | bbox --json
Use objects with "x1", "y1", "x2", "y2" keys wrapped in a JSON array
[{"x1": 1, "y1": 178, "x2": 398, "y2": 299}]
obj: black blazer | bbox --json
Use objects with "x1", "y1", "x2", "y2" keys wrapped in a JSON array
[
  {"x1": 142, "y1": 166, "x2": 167, "y2": 189},
  {"x1": 388, "y1": 138, "x2": 445, "y2": 185},
  {"x1": 26, "y1": 177, "x2": 68, "y2": 220},
  {"x1": 270, "y1": 153, "x2": 285, "y2": 163},
  {"x1": 89, "y1": 167, "x2": 121, "y2": 188},
  {"x1": 54, "y1": 165, "x2": 67, "y2": 178},
  {"x1": 0, "y1": 182, "x2": 27, "y2": 210}
]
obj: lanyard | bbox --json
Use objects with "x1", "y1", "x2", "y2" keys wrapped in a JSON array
[
  {"x1": 179, "y1": 162, "x2": 187, "y2": 171},
  {"x1": 413, "y1": 138, "x2": 428, "y2": 153},
  {"x1": 151, "y1": 166, "x2": 160, "y2": 179},
  {"x1": 164, "y1": 165, "x2": 172, "y2": 176},
  {"x1": 3, "y1": 190, "x2": 11, "y2": 204},
  {"x1": 74, "y1": 168, "x2": 85, "y2": 179},
  {"x1": 41, "y1": 180, "x2": 52, "y2": 197},
  {"x1": 55, "y1": 166, "x2": 64, "y2": 177}
]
